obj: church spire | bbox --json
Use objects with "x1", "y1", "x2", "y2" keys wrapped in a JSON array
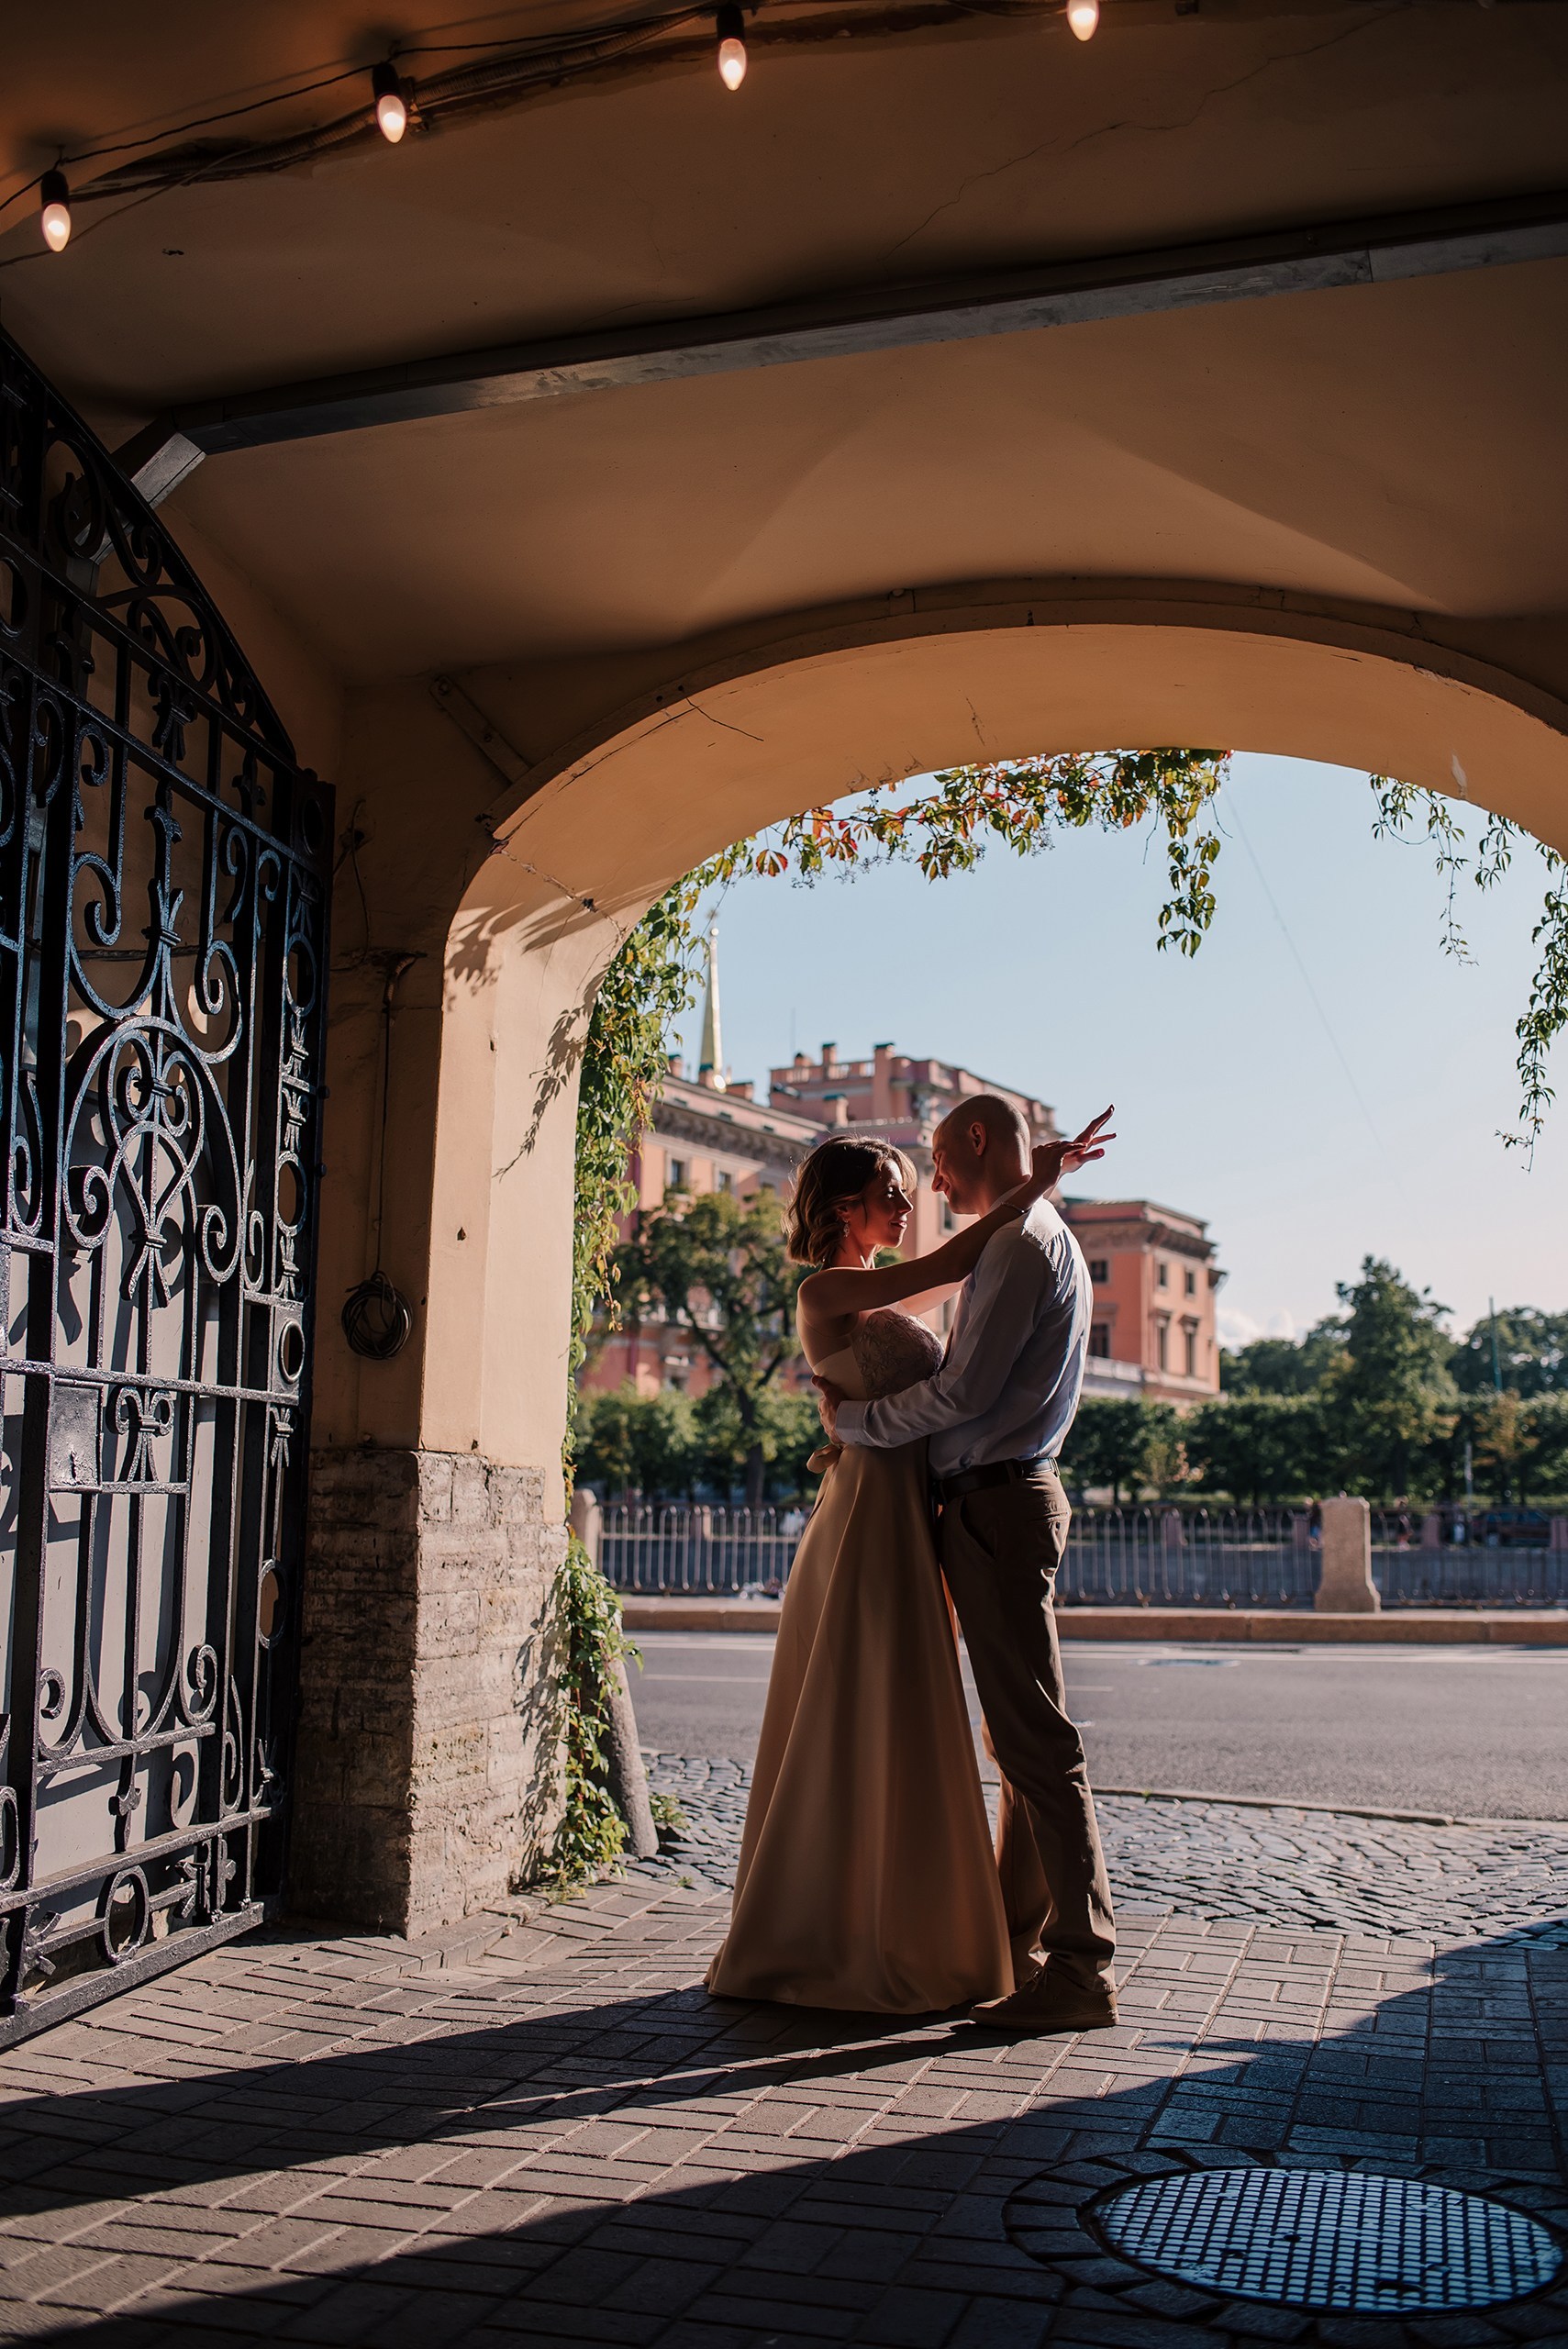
[{"x1": 698, "y1": 919, "x2": 725, "y2": 1090}]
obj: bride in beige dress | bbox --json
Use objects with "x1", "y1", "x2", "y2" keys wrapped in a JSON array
[{"x1": 706, "y1": 1133, "x2": 1060, "y2": 2013}]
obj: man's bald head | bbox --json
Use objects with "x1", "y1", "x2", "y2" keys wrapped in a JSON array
[{"x1": 931, "y1": 1095, "x2": 1031, "y2": 1214}]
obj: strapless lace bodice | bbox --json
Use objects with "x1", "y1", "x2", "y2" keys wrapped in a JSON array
[{"x1": 848, "y1": 1309, "x2": 943, "y2": 1401}]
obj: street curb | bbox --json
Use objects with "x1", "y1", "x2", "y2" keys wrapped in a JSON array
[
  {"x1": 1093, "y1": 1786, "x2": 1568, "y2": 1831},
  {"x1": 620, "y1": 1597, "x2": 1568, "y2": 1643}
]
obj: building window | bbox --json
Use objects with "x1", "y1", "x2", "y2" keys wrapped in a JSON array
[
  {"x1": 1184, "y1": 1266, "x2": 1196, "y2": 1297},
  {"x1": 1089, "y1": 1324, "x2": 1110, "y2": 1359},
  {"x1": 1156, "y1": 1261, "x2": 1169, "y2": 1289},
  {"x1": 717, "y1": 1169, "x2": 733, "y2": 1193},
  {"x1": 666, "y1": 1158, "x2": 686, "y2": 1192},
  {"x1": 1155, "y1": 1320, "x2": 1169, "y2": 1371},
  {"x1": 941, "y1": 1199, "x2": 956, "y2": 1233},
  {"x1": 1087, "y1": 1258, "x2": 1108, "y2": 1284},
  {"x1": 1184, "y1": 1324, "x2": 1197, "y2": 1377}
]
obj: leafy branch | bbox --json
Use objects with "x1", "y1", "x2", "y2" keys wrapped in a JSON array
[
  {"x1": 1370, "y1": 776, "x2": 1567, "y2": 1154},
  {"x1": 697, "y1": 748, "x2": 1230, "y2": 958}
]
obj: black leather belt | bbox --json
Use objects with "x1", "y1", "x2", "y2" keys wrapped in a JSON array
[{"x1": 934, "y1": 1454, "x2": 1058, "y2": 1503}]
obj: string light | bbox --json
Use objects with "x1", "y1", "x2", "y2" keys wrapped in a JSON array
[
  {"x1": 372, "y1": 61, "x2": 409, "y2": 143},
  {"x1": 39, "y1": 169, "x2": 71, "y2": 251},
  {"x1": 716, "y1": 4, "x2": 747, "y2": 90},
  {"x1": 1066, "y1": 0, "x2": 1100, "y2": 38}
]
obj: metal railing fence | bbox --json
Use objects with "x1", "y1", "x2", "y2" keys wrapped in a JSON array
[{"x1": 596, "y1": 1499, "x2": 1568, "y2": 1608}]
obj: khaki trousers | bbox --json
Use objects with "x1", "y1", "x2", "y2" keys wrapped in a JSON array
[{"x1": 939, "y1": 1466, "x2": 1117, "y2": 1991}]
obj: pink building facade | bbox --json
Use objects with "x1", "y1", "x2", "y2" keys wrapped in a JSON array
[{"x1": 584, "y1": 1038, "x2": 1224, "y2": 1410}]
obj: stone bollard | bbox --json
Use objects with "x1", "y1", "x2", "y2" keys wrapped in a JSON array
[
  {"x1": 569, "y1": 1487, "x2": 659, "y2": 1859},
  {"x1": 1315, "y1": 1494, "x2": 1381, "y2": 1612}
]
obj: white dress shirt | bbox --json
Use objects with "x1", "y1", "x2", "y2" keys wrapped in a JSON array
[{"x1": 834, "y1": 1199, "x2": 1091, "y2": 1477}]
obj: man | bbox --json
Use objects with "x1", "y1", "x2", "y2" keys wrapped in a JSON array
[{"x1": 815, "y1": 1095, "x2": 1118, "y2": 2033}]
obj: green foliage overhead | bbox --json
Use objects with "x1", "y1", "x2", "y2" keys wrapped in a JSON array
[
  {"x1": 707, "y1": 749, "x2": 1230, "y2": 957},
  {"x1": 1371, "y1": 776, "x2": 1567, "y2": 1153}
]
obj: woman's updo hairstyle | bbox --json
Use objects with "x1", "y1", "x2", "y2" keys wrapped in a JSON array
[{"x1": 783, "y1": 1135, "x2": 916, "y2": 1268}]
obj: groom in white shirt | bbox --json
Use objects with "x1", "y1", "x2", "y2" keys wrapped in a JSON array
[{"x1": 815, "y1": 1095, "x2": 1118, "y2": 2034}]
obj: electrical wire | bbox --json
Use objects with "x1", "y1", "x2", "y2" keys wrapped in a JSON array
[
  {"x1": 340, "y1": 950, "x2": 422, "y2": 1361},
  {"x1": 1227, "y1": 793, "x2": 1388, "y2": 1158},
  {"x1": 0, "y1": 0, "x2": 1084, "y2": 228}
]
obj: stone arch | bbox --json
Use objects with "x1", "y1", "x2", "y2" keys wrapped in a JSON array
[
  {"x1": 301, "y1": 578, "x2": 1568, "y2": 1932},
  {"x1": 430, "y1": 574, "x2": 1568, "y2": 1447}
]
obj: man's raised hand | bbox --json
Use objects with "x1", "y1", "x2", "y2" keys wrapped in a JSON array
[{"x1": 1030, "y1": 1106, "x2": 1116, "y2": 1190}]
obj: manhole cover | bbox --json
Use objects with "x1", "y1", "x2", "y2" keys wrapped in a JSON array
[{"x1": 1089, "y1": 2167, "x2": 1562, "y2": 2314}]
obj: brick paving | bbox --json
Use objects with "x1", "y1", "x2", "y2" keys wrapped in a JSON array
[
  {"x1": 0, "y1": 1866, "x2": 1563, "y2": 2348},
  {"x1": 638, "y1": 1755, "x2": 1568, "y2": 1942}
]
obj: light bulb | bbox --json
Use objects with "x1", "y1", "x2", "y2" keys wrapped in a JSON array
[
  {"x1": 716, "y1": 5, "x2": 748, "y2": 88},
  {"x1": 39, "y1": 170, "x2": 71, "y2": 252},
  {"x1": 1066, "y1": 0, "x2": 1099, "y2": 37},
  {"x1": 372, "y1": 61, "x2": 408, "y2": 143}
]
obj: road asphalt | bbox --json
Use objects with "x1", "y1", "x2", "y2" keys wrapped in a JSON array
[{"x1": 628, "y1": 1631, "x2": 1568, "y2": 1820}]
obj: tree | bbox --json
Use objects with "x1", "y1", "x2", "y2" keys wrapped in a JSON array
[
  {"x1": 1221, "y1": 1319, "x2": 1344, "y2": 1397},
  {"x1": 1450, "y1": 1308, "x2": 1568, "y2": 1397},
  {"x1": 1184, "y1": 1395, "x2": 1328, "y2": 1506},
  {"x1": 1521, "y1": 1394, "x2": 1568, "y2": 1500},
  {"x1": 694, "y1": 1385, "x2": 822, "y2": 1504},
  {"x1": 573, "y1": 1384, "x2": 699, "y2": 1500},
  {"x1": 1063, "y1": 1398, "x2": 1173, "y2": 1505},
  {"x1": 1322, "y1": 1257, "x2": 1457, "y2": 1500},
  {"x1": 614, "y1": 1188, "x2": 804, "y2": 1508},
  {"x1": 1449, "y1": 1388, "x2": 1568, "y2": 1506}
]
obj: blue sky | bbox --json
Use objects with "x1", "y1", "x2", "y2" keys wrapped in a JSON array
[{"x1": 674, "y1": 754, "x2": 1567, "y2": 1348}]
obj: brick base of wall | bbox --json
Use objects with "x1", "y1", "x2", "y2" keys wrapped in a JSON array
[{"x1": 291, "y1": 1448, "x2": 566, "y2": 1935}]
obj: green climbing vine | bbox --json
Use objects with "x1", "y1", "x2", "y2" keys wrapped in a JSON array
[
  {"x1": 1371, "y1": 776, "x2": 1568, "y2": 1154},
  {"x1": 546, "y1": 891, "x2": 702, "y2": 1888},
  {"x1": 546, "y1": 1531, "x2": 639, "y2": 1890}
]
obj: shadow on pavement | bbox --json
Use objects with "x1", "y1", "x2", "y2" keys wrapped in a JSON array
[{"x1": 1, "y1": 1923, "x2": 1563, "y2": 2348}]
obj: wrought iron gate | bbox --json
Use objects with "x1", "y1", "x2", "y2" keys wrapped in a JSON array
[{"x1": 0, "y1": 329, "x2": 331, "y2": 2043}]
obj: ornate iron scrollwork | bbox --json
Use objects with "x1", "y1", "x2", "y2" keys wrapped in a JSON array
[{"x1": 0, "y1": 324, "x2": 332, "y2": 2042}]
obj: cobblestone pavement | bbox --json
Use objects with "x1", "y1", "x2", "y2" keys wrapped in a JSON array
[
  {"x1": 638, "y1": 1754, "x2": 1568, "y2": 1942},
  {"x1": 0, "y1": 1882, "x2": 1563, "y2": 2348}
]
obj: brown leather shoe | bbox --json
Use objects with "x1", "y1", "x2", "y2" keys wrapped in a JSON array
[{"x1": 968, "y1": 1974, "x2": 1118, "y2": 2035}]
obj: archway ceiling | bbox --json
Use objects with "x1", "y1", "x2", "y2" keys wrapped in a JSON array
[{"x1": 3, "y1": 1, "x2": 1566, "y2": 691}]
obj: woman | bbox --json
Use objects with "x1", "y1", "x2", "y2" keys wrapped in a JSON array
[{"x1": 706, "y1": 1132, "x2": 1059, "y2": 2013}]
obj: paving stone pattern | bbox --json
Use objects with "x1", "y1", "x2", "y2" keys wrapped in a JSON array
[
  {"x1": 0, "y1": 1881, "x2": 1563, "y2": 2348},
  {"x1": 638, "y1": 1754, "x2": 1568, "y2": 1942}
]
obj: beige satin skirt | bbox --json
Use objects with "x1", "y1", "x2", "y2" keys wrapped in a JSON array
[{"x1": 706, "y1": 1440, "x2": 1013, "y2": 2013}]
